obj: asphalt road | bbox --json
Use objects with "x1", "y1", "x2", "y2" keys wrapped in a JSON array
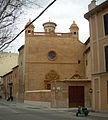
[{"x1": 0, "y1": 104, "x2": 108, "y2": 120}]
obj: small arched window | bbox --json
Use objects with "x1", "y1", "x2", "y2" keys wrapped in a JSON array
[
  {"x1": 74, "y1": 32, "x2": 76, "y2": 35},
  {"x1": 28, "y1": 30, "x2": 31, "y2": 33}
]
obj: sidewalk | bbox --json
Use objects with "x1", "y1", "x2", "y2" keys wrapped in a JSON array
[
  {"x1": 0, "y1": 99, "x2": 108, "y2": 118},
  {"x1": 0, "y1": 99, "x2": 50, "y2": 109},
  {"x1": 0, "y1": 99, "x2": 16, "y2": 106}
]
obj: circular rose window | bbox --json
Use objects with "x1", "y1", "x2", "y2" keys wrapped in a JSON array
[{"x1": 48, "y1": 51, "x2": 56, "y2": 61}]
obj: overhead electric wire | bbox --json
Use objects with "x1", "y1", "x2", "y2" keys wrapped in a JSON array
[{"x1": 0, "y1": 0, "x2": 57, "y2": 51}]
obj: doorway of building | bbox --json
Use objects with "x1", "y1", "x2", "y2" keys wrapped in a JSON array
[{"x1": 69, "y1": 86, "x2": 84, "y2": 107}]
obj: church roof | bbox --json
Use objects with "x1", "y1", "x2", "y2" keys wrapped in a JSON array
[{"x1": 43, "y1": 21, "x2": 57, "y2": 27}]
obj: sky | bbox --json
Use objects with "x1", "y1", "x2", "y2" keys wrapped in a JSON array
[{"x1": 5, "y1": 0, "x2": 105, "y2": 52}]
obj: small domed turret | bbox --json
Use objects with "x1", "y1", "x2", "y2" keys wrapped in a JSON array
[
  {"x1": 43, "y1": 21, "x2": 57, "y2": 33},
  {"x1": 25, "y1": 19, "x2": 35, "y2": 35},
  {"x1": 69, "y1": 20, "x2": 79, "y2": 38}
]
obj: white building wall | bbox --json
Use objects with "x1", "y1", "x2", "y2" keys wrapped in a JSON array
[{"x1": 0, "y1": 52, "x2": 18, "y2": 76}]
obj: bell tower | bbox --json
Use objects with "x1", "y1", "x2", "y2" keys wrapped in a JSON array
[
  {"x1": 25, "y1": 19, "x2": 35, "y2": 35},
  {"x1": 69, "y1": 20, "x2": 79, "y2": 39},
  {"x1": 43, "y1": 21, "x2": 57, "y2": 33}
]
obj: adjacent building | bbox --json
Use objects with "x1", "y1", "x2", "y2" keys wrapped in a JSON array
[
  {"x1": 0, "y1": 52, "x2": 18, "y2": 77},
  {"x1": 84, "y1": 0, "x2": 108, "y2": 111},
  {"x1": 0, "y1": 52, "x2": 18, "y2": 98}
]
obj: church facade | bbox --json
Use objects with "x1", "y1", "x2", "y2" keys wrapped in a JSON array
[{"x1": 18, "y1": 19, "x2": 92, "y2": 108}]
